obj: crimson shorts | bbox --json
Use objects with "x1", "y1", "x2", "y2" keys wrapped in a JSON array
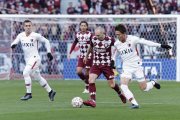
[
  {"x1": 77, "y1": 57, "x2": 93, "y2": 69},
  {"x1": 90, "y1": 65, "x2": 114, "y2": 80}
]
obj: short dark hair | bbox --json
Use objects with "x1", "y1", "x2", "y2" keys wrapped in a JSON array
[
  {"x1": 79, "y1": 21, "x2": 88, "y2": 27},
  {"x1": 23, "y1": 19, "x2": 32, "y2": 25},
  {"x1": 115, "y1": 24, "x2": 127, "y2": 34}
]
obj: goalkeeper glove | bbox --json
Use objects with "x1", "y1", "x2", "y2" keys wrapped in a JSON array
[
  {"x1": 11, "y1": 44, "x2": 17, "y2": 49},
  {"x1": 161, "y1": 44, "x2": 172, "y2": 50},
  {"x1": 110, "y1": 60, "x2": 116, "y2": 69},
  {"x1": 47, "y1": 53, "x2": 53, "y2": 61}
]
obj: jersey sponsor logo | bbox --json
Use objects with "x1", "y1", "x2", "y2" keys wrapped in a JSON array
[
  {"x1": 79, "y1": 41, "x2": 87, "y2": 44},
  {"x1": 94, "y1": 47, "x2": 106, "y2": 53},
  {"x1": 120, "y1": 48, "x2": 133, "y2": 55},
  {"x1": 22, "y1": 43, "x2": 34, "y2": 47}
]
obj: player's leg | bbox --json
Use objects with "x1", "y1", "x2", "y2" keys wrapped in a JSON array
[
  {"x1": 135, "y1": 67, "x2": 161, "y2": 91},
  {"x1": 83, "y1": 73, "x2": 98, "y2": 107},
  {"x1": 76, "y1": 66, "x2": 87, "y2": 92},
  {"x1": 32, "y1": 68, "x2": 56, "y2": 101},
  {"x1": 83, "y1": 65, "x2": 100, "y2": 107},
  {"x1": 103, "y1": 66, "x2": 126, "y2": 103},
  {"x1": 138, "y1": 79, "x2": 161, "y2": 91},
  {"x1": 83, "y1": 68, "x2": 90, "y2": 93},
  {"x1": 89, "y1": 73, "x2": 98, "y2": 101},
  {"x1": 21, "y1": 64, "x2": 33, "y2": 100},
  {"x1": 82, "y1": 58, "x2": 93, "y2": 93},
  {"x1": 76, "y1": 58, "x2": 89, "y2": 93},
  {"x1": 107, "y1": 79, "x2": 127, "y2": 104},
  {"x1": 120, "y1": 70, "x2": 139, "y2": 108},
  {"x1": 120, "y1": 78, "x2": 139, "y2": 108}
]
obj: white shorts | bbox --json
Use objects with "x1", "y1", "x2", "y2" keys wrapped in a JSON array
[
  {"x1": 26, "y1": 57, "x2": 41, "y2": 70},
  {"x1": 121, "y1": 66, "x2": 145, "y2": 82}
]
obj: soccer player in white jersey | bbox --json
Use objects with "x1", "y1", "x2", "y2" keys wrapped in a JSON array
[
  {"x1": 113, "y1": 24, "x2": 171, "y2": 109},
  {"x1": 11, "y1": 20, "x2": 56, "y2": 101},
  {"x1": 69, "y1": 21, "x2": 93, "y2": 93}
]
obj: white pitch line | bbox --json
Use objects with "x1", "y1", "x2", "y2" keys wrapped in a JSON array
[{"x1": 97, "y1": 102, "x2": 163, "y2": 105}]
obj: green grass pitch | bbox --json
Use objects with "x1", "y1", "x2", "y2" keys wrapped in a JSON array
[{"x1": 0, "y1": 80, "x2": 180, "y2": 120}]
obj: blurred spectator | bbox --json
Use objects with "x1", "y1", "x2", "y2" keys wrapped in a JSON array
[
  {"x1": 66, "y1": 2, "x2": 76, "y2": 14},
  {"x1": 0, "y1": 0, "x2": 179, "y2": 14},
  {"x1": 64, "y1": 0, "x2": 180, "y2": 15},
  {"x1": 0, "y1": 0, "x2": 61, "y2": 14}
]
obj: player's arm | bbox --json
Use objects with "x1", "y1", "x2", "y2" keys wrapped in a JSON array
[
  {"x1": 38, "y1": 34, "x2": 53, "y2": 61},
  {"x1": 83, "y1": 45, "x2": 93, "y2": 64},
  {"x1": 111, "y1": 48, "x2": 119, "y2": 69},
  {"x1": 136, "y1": 37, "x2": 172, "y2": 50},
  {"x1": 111, "y1": 47, "x2": 120, "y2": 76},
  {"x1": 11, "y1": 34, "x2": 20, "y2": 49},
  {"x1": 110, "y1": 38, "x2": 117, "y2": 69},
  {"x1": 68, "y1": 38, "x2": 78, "y2": 59}
]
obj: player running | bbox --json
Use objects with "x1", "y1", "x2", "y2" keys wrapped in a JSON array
[
  {"x1": 68, "y1": 21, "x2": 93, "y2": 93},
  {"x1": 113, "y1": 24, "x2": 172, "y2": 109},
  {"x1": 11, "y1": 20, "x2": 56, "y2": 101},
  {"x1": 83, "y1": 27, "x2": 126, "y2": 108}
]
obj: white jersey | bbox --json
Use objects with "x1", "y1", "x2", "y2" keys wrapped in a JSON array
[
  {"x1": 113, "y1": 35, "x2": 161, "y2": 69},
  {"x1": 11, "y1": 32, "x2": 51, "y2": 63}
]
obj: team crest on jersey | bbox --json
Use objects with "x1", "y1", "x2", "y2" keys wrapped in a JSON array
[
  {"x1": 128, "y1": 44, "x2": 131, "y2": 47},
  {"x1": 31, "y1": 39, "x2": 33, "y2": 42}
]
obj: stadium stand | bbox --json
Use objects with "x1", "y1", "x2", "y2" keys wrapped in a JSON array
[
  {"x1": 0, "y1": 0, "x2": 61, "y2": 14},
  {"x1": 0, "y1": 0, "x2": 179, "y2": 14}
]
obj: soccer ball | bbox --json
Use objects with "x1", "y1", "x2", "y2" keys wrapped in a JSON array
[{"x1": 71, "y1": 97, "x2": 83, "y2": 108}]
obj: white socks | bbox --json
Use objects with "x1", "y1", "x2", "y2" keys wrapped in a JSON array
[
  {"x1": 23, "y1": 66, "x2": 32, "y2": 93},
  {"x1": 38, "y1": 76, "x2": 52, "y2": 93},
  {"x1": 120, "y1": 84, "x2": 138, "y2": 105},
  {"x1": 23, "y1": 65, "x2": 52, "y2": 93},
  {"x1": 24, "y1": 76, "x2": 32, "y2": 93},
  {"x1": 144, "y1": 81, "x2": 155, "y2": 92},
  {"x1": 33, "y1": 71, "x2": 52, "y2": 93}
]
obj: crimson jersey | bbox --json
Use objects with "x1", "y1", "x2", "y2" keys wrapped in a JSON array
[
  {"x1": 70, "y1": 31, "x2": 92, "y2": 59},
  {"x1": 91, "y1": 35, "x2": 115, "y2": 66}
]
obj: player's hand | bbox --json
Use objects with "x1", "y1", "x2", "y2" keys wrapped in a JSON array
[
  {"x1": 11, "y1": 44, "x2": 17, "y2": 49},
  {"x1": 110, "y1": 60, "x2": 116, "y2": 69},
  {"x1": 83, "y1": 57, "x2": 88, "y2": 64},
  {"x1": 113, "y1": 69, "x2": 119, "y2": 76},
  {"x1": 161, "y1": 44, "x2": 172, "y2": 50},
  {"x1": 47, "y1": 53, "x2": 53, "y2": 61}
]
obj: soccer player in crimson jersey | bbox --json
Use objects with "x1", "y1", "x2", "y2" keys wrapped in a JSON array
[
  {"x1": 68, "y1": 21, "x2": 93, "y2": 93},
  {"x1": 83, "y1": 27, "x2": 126, "y2": 107},
  {"x1": 113, "y1": 24, "x2": 172, "y2": 109},
  {"x1": 11, "y1": 20, "x2": 56, "y2": 101}
]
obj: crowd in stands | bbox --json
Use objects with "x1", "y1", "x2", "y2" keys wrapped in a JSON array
[
  {"x1": 67, "y1": 0, "x2": 180, "y2": 14},
  {"x1": 0, "y1": 0, "x2": 60, "y2": 14},
  {"x1": 0, "y1": 0, "x2": 179, "y2": 14}
]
